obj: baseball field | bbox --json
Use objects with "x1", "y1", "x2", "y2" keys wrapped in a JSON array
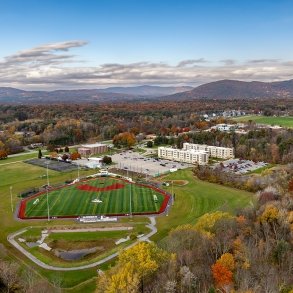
[{"x1": 18, "y1": 176, "x2": 169, "y2": 219}]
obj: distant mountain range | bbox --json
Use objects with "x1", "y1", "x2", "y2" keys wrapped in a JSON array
[
  {"x1": 1, "y1": 79, "x2": 293, "y2": 103},
  {"x1": 0, "y1": 85, "x2": 192, "y2": 104}
]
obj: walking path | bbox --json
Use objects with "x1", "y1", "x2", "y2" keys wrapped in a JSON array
[
  {"x1": 48, "y1": 226, "x2": 133, "y2": 233},
  {"x1": 0, "y1": 160, "x2": 24, "y2": 166},
  {"x1": 7, "y1": 217, "x2": 157, "y2": 271}
]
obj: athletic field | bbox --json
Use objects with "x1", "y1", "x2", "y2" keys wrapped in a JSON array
[
  {"x1": 233, "y1": 115, "x2": 293, "y2": 128},
  {"x1": 18, "y1": 177, "x2": 169, "y2": 219}
]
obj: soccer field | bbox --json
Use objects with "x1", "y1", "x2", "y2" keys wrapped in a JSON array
[{"x1": 19, "y1": 177, "x2": 168, "y2": 219}]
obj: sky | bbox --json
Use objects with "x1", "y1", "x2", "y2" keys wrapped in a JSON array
[{"x1": 1, "y1": 0, "x2": 293, "y2": 90}]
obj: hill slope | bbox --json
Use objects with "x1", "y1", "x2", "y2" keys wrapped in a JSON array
[{"x1": 163, "y1": 79, "x2": 293, "y2": 100}]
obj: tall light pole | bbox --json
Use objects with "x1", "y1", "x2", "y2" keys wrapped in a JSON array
[
  {"x1": 46, "y1": 186, "x2": 50, "y2": 221},
  {"x1": 77, "y1": 163, "x2": 80, "y2": 179},
  {"x1": 171, "y1": 180, "x2": 174, "y2": 206},
  {"x1": 46, "y1": 161, "x2": 50, "y2": 187},
  {"x1": 129, "y1": 181, "x2": 132, "y2": 218},
  {"x1": 45, "y1": 161, "x2": 50, "y2": 221},
  {"x1": 10, "y1": 186, "x2": 13, "y2": 213}
]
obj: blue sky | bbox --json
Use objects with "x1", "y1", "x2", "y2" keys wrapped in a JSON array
[{"x1": 1, "y1": 0, "x2": 293, "y2": 89}]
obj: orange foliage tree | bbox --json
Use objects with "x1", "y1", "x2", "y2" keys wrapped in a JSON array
[
  {"x1": 71, "y1": 152, "x2": 81, "y2": 160},
  {"x1": 288, "y1": 177, "x2": 293, "y2": 192},
  {"x1": 211, "y1": 262, "x2": 233, "y2": 287},
  {"x1": 113, "y1": 132, "x2": 136, "y2": 148},
  {"x1": 0, "y1": 150, "x2": 8, "y2": 159}
]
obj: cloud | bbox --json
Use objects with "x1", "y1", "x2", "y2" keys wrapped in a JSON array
[
  {"x1": 220, "y1": 59, "x2": 236, "y2": 65},
  {"x1": 0, "y1": 41, "x2": 293, "y2": 90},
  {"x1": 177, "y1": 58, "x2": 207, "y2": 67},
  {"x1": 247, "y1": 58, "x2": 280, "y2": 64},
  {"x1": 1, "y1": 40, "x2": 88, "y2": 67}
]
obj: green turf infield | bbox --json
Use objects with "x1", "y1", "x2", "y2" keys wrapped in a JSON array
[{"x1": 22, "y1": 177, "x2": 166, "y2": 218}]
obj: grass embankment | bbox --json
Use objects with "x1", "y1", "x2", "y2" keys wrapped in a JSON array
[
  {"x1": 153, "y1": 169, "x2": 253, "y2": 241},
  {"x1": 233, "y1": 115, "x2": 293, "y2": 128}
]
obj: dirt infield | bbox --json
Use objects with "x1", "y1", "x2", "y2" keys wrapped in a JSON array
[{"x1": 76, "y1": 182, "x2": 125, "y2": 192}]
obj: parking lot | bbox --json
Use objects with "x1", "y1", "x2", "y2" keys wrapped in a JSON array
[
  {"x1": 217, "y1": 159, "x2": 268, "y2": 174},
  {"x1": 111, "y1": 150, "x2": 192, "y2": 177}
]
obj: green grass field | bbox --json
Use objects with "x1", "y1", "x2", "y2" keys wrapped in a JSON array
[
  {"x1": 233, "y1": 115, "x2": 293, "y2": 128},
  {"x1": 22, "y1": 177, "x2": 165, "y2": 218}
]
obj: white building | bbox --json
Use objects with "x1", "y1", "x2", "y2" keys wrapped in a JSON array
[
  {"x1": 183, "y1": 143, "x2": 234, "y2": 159},
  {"x1": 211, "y1": 124, "x2": 235, "y2": 132},
  {"x1": 158, "y1": 147, "x2": 209, "y2": 165}
]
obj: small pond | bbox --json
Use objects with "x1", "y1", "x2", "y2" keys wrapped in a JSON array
[
  {"x1": 26, "y1": 242, "x2": 39, "y2": 248},
  {"x1": 54, "y1": 247, "x2": 97, "y2": 261}
]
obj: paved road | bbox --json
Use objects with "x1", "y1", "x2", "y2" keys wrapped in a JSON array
[
  {"x1": 7, "y1": 150, "x2": 39, "y2": 158},
  {"x1": 7, "y1": 217, "x2": 157, "y2": 271}
]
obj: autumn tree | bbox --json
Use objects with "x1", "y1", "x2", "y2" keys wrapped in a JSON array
[
  {"x1": 71, "y1": 152, "x2": 81, "y2": 160},
  {"x1": 113, "y1": 132, "x2": 136, "y2": 149},
  {"x1": 0, "y1": 150, "x2": 8, "y2": 159},
  {"x1": 146, "y1": 141, "x2": 153, "y2": 148},
  {"x1": 0, "y1": 260, "x2": 21, "y2": 292},
  {"x1": 288, "y1": 177, "x2": 293, "y2": 192},
  {"x1": 102, "y1": 156, "x2": 112, "y2": 165},
  {"x1": 97, "y1": 242, "x2": 169, "y2": 293},
  {"x1": 211, "y1": 262, "x2": 233, "y2": 288},
  {"x1": 62, "y1": 154, "x2": 69, "y2": 161},
  {"x1": 195, "y1": 211, "x2": 233, "y2": 237},
  {"x1": 38, "y1": 149, "x2": 42, "y2": 159}
]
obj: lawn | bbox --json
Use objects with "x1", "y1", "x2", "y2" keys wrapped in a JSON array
[
  {"x1": 0, "y1": 151, "x2": 48, "y2": 165},
  {"x1": 233, "y1": 115, "x2": 293, "y2": 128},
  {"x1": 21, "y1": 177, "x2": 167, "y2": 219},
  {"x1": 153, "y1": 169, "x2": 253, "y2": 241}
]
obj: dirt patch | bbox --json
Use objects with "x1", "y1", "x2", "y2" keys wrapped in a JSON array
[{"x1": 165, "y1": 180, "x2": 189, "y2": 186}]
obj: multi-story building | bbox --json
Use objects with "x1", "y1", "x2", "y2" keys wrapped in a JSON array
[
  {"x1": 183, "y1": 143, "x2": 234, "y2": 159},
  {"x1": 78, "y1": 143, "x2": 108, "y2": 157},
  {"x1": 158, "y1": 147, "x2": 209, "y2": 165}
]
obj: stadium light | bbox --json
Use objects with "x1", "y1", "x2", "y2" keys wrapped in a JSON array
[
  {"x1": 129, "y1": 181, "x2": 132, "y2": 218},
  {"x1": 46, "y1": 186, "x2": 50, "y2": 221},
  {"x1": 45, "y1": 161, "x2": 50, "y2": 221},
  {"x1": 77, "y1": 163, "x2": 80, "y2": 179},
  {"x1": 45, "y1": 161, "x2": 50, "y2": 187},
  {"x1": 10, "y1": 186, "x2": 13, "y2": 213}
]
